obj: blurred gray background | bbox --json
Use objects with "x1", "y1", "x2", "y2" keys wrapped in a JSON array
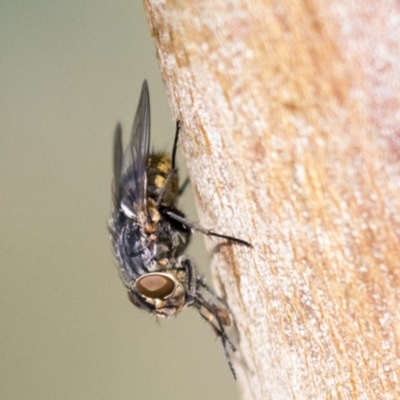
[{"x1": 0, "y1": 2, "x2": 239, "y2": 399}]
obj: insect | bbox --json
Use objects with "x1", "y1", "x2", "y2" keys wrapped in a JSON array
[{"x1": 109, "y1": 80, "x2": 251, "y2": 378}]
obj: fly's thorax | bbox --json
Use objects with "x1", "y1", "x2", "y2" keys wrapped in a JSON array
[
  {"x1": 134, "y1": 269, "x2": 189, "y2": 317},
  {"x1": 147, "y1": 153, "x2": 179, "y2": 206},
  {"x1": 115, "y1": 223, "x2": 154, "y2": 284},
  {"x1": 150, "y1": 213, "x2": 192, "y2": 260}
]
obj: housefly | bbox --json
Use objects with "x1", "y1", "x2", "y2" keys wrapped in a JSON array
[{"x1": 109, "y1": 80, "x2": 251, "y2": 378}]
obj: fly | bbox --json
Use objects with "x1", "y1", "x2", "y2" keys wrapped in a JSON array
[{"x1": 109, "y1": 80, "x2": 251, "y2": 378}]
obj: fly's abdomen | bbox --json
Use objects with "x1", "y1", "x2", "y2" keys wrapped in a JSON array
[{"x1": 147, "y1": 153, "x2": 179, "y2": 206}]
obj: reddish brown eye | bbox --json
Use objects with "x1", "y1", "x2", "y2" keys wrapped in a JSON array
[{"x1": 136, "y1": 274, "x2": 175, "y2": 299}]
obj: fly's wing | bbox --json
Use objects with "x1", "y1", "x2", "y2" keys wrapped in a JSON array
[
  {"x1": 117, "y1": 80, "x2": 151, "y2": 218},
  {"x1": 111, "y1": 123, "x2": 123, "y2": 224}
]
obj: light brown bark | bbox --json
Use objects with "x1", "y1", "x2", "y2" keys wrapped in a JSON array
[{"x1": 144, "y1": 1, "x2": 400, "y2": 398}]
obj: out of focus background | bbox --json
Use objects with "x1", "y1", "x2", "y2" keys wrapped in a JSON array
[{"x1": 0, "y1": 2, "x2": 239, "y2": 399}]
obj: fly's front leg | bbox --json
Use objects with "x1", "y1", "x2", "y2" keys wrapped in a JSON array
[
  {"x1": 178, "y1": 257, "x2": 197, "y2": 306},
  {"x1": 197, "y1": 279, "x2": 233, "y2": 323},
  {"x1": 194, "y1": 291, "x2": 237, "y2": 378}
]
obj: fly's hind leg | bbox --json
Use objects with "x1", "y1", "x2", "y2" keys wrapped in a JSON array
[
  {"x1": 171, "y1": 120, "x2": 180, "y2": 170},
  {"x1": 171, "y1": 120, "x2": 190, "y2": 196},
  {"x1": 178, "y1": 177, "x2": 190, "y2": 196},
  {"x1": 156, "y1": 121, "x2": 181, "y2": 207}
]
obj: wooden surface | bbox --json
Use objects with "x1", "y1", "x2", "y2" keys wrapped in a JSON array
[{"x1": 144, "y1": 1, "x2": 400, "y2": 398}]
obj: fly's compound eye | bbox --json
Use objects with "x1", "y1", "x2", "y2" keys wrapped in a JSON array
[{"x1": 136, "y1": 274, "x2": 176, "y2": 299}]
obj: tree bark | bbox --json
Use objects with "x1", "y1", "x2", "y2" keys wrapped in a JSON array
[{"x1": 144, "y1": 1, "x2": 400, "y2": 398}]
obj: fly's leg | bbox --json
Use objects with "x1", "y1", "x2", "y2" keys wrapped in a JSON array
[
  {"x1": 179, "y1": 257, "x2": 197, "y2": 306},
  {"x1": 195, "y1": 290, "x2": 236, "y2": 351},
  {"x1": 171, "y1": 120, "x2": 190, "y2": 196},
  {"x1": 156, "y1": 169, "x2": 177, "y2": 208},
  {"x1": 163, "y1": 210, "x2": 252, "y2": 247},
  {"x1": 166, "y1": 120, "x2": 251, "y2": 247},
  {"x1": 171, "y1": 120, "x2": 180, "y2": 170},
  {"x1": 194, "y1": 291, "x2": 237, "y2": 379},
  {"x1": 156, "y1": 121, "x2": 182, "y2": 207},
  {"x1": 197, "y1": 279, "x2": 234, "y2": 324},
  {"x1": 178, "y1": 177, "x2": 190, "y2": 196}
]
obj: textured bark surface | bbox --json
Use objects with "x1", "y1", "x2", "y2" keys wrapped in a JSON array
[{"x1": 144, "y1": 1, "x2": 400, "y2": 399}]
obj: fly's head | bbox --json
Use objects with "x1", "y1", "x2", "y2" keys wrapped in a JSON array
[{"x1": 129, "y1": 266, "x2": 191, "y2": 317}]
